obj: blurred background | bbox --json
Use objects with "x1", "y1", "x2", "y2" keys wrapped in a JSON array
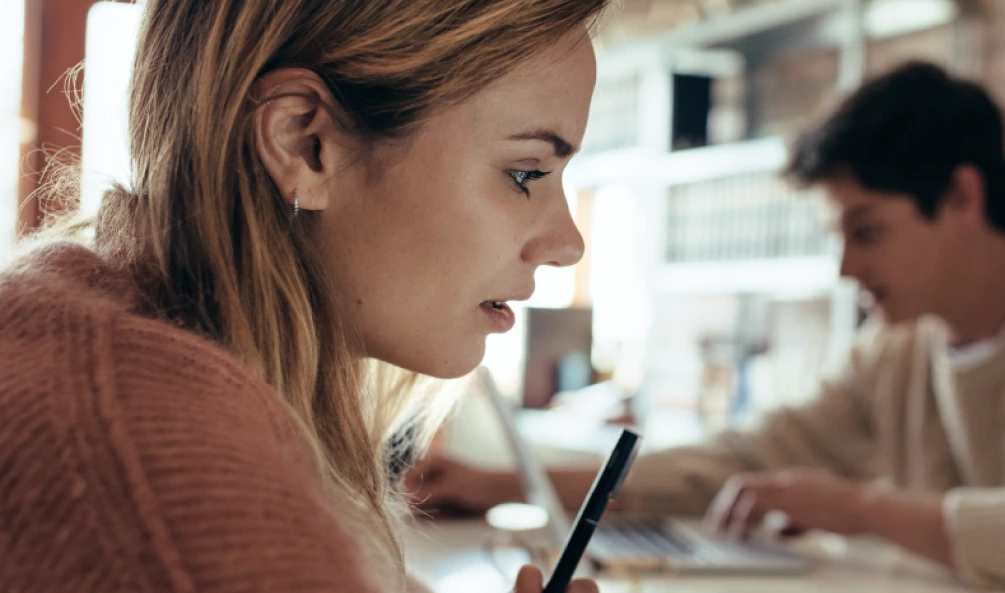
[{"x1": 1, "y1": 0, "x2": 999, "y2": 456}]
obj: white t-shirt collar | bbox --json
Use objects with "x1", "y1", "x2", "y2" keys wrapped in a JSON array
[{"x1": 946, "y1": 322, "x2": 1005, "y2": 372}]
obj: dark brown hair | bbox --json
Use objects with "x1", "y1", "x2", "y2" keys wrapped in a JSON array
[{"x1": 786, "y1": 61, "x2": 1005, "y2": 231}]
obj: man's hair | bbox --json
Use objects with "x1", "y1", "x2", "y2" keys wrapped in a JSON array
[{"x1": 785, "y1": 61, "x2": 1005, "y2": 231}]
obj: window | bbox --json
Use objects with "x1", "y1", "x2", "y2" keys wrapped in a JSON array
[
  {"x1": 81, "y1": 1, "x2": 142, "y2": 219},
  {"x1": 0, "y1": 0, "x2": 26, "y2": 255}
]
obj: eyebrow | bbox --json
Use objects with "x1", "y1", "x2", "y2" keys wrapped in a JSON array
[
  {"x1": 508, "y1": 129, "x2": 579, "y2": 159},
  {"x1": 842, "y1": 204, "x2": 876, "y2": 228}
]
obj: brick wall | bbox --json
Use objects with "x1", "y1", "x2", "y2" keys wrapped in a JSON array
[
  {"x1": 978, "y1": 0, "x2": 1005, "y2": 104},
  {"x1": 605, "y1": 0, "x2": 1005, "y2": 139},
  {"x1": 749, "y1": 47, "x2": 839, "y2": 138},
  {"x1": 749, "y1": 12, "x2": 991, "y2": 139},
  {"x1": 867, "y1": 23, "x2": 956, "y2": 74}
]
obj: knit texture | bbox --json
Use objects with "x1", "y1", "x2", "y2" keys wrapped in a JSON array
[
  {"x1": 623, "y1": 315, "x2": 1005, "y2": 589},
  {"x1": 0, "y1": 241, "x2": 385, "y2": 592}
]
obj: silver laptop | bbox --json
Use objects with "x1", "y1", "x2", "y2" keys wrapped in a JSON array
[{"x1": 477, "y1": 366, "x2": 812, "y2": 576}]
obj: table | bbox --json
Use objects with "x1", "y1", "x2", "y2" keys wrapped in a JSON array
[{"x1": 403, "y1": 519, "x2": 975, "y2": 593}]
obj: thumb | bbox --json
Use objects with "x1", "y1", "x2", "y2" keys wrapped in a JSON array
[
  {"x1": 513, "y1": 565, "x2": 544, "y2": 593},
  {"x1": 403, "y1": 455, "x2": 446, "y2": 491},
  {"x1": 410, "y1": 488, "x2": 451, "y2": 511},
  {"x1": 414, "y1": 453, "x2": 440, "y2": 472},
  {"x1": 405, "y1": 474, "x2": 454, "y2": 510}
]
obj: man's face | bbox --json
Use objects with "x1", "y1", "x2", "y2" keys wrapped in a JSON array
[{"x1": 824, "y1": 176, "x2": 965, "y2": 324}]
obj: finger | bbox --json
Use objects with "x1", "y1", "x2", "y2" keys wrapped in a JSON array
[
  {"x1": 402, "y1": 473, "x2": 450, "y2": 509},
  {"x1": 776, "y1": 512, "x2": 808, "y2": 538},
  {"x1": 409, "y1": 490, "x2": 449, "y2": 511},
  {"x1": 402, "y1": 460, "x2": 435, "y2": 492},
  {"x1": 513, "y1": 564, "x2": 544, "y2": 593},
  {"x1": 727, "y1": 491, "x2": 762, "y2": 540},
  {"x1": 567, "y1": 578, "x2": 601, "y2": 593},
  {"x1": 403, "y1": 461, "x2": 454, "y2": 503},
  {"x1": 409, "y1": 455, "x2": 444, "y2": 481},
  {"x1": 704, "y1": 478, "x2": 746, "y2": 534},
  {"x1": 779, "y1": 523, "x2": 808, "y2": 538},
  {"x1": 401, "y1": 469, "x2": 423, "y2": 492},
  {"x1": 403, "y1": 467, "x2": 441, "y2": 492}
]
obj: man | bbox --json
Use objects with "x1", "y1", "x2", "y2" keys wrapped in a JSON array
[{"x1": 407, "y1": 62, "x2": 1005, "y2": 588}]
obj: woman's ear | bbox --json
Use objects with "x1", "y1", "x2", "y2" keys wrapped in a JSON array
[{"x1": 252, "y1": 68, "x2": 347, "y2": 212}]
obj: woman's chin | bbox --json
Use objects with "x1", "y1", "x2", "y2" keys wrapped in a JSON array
[
  {"x1": 379, "y1": 345, "x2": 486, "y2": 380},
  {"x1": 423, "y1": 354, "x2": 485, "y2": 380}
]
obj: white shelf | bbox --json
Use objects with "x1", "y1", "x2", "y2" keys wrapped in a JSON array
[
  {"x1": 659, "y1": 0, "x2": 850, "y2": 49},
  {"x1": 608, "y1": 0, "x2": 851, "y2": 54},
  {"x1": 651, "y1": 255, "x2": 840, "y2": 296},
  {"x1": 566, "y1": 136, "x2": 788, "y2": 189}
]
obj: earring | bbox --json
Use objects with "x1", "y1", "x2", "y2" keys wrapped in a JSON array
[{"x1": 292, "y1": 189, "x2": 299, "y2": 218}]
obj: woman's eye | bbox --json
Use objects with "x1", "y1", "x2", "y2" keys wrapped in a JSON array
[{"x1": 508, "y1": 170, "x2": 550, "y2": 198}]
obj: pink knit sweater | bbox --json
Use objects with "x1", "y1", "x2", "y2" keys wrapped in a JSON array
[{"x1": 0, "y1": 242, "x2": 383, "y2": 592}]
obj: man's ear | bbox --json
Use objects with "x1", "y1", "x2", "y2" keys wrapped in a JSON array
[
  {"x1": 252, "y1": 68, "x2": 346, "y2": 212},
  {"x1": 947, "y1": 164, "x2": 987, "y2": 227}
]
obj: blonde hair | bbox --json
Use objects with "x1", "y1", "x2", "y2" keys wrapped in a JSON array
[{"x1": 86, "y1": 0, "x2": 609, "y2": 585}]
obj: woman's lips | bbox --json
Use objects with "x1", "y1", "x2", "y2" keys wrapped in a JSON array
[{"x1": 480, "y1": 301, "x2": 516, "y2": 332}]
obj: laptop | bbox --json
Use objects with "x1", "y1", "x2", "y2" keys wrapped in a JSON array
[{"x1": 476, "y1": 366, "x2": 812, "y2": 576}]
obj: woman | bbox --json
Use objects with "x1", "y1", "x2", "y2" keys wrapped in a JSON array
[{"x1": 0, "y1": 1, "x2": 607, "y2": 591}]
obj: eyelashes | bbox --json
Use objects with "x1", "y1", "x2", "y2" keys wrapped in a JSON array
[{"x1": 508, "y1": 170, "x2": 551, "y2": 198}]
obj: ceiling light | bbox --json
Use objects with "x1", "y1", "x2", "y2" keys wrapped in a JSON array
[{"x1": 865, "y1": 0, "x2": 959, "y2": 39}]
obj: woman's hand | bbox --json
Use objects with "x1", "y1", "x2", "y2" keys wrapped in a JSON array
[{"x1": 513, "y1": 565, "x2": 599, "y2": 593}]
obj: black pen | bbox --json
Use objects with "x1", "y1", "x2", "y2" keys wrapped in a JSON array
[{"x1": 542, "y1": 428, "x2": 641, "y2": 593}]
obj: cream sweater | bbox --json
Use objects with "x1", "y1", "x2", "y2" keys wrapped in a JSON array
[{"x1": 622, "y1": 316, "x2": 1005, "y2": 588}]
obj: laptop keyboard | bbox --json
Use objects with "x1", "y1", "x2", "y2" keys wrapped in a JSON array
[{"x1": 590, "y1": 521, "x2": 697, "y2": 559}]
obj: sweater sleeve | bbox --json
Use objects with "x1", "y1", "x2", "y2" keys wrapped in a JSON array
[
  {"x1": 944, "y1": 488, "x2": 1005, "y2": 589},
  {"x1": 621, "y1": 322, "x2": 882, "y2": 517},
  {"x1": 102, "y1": 314, "x2": 388, "y2": 593}
]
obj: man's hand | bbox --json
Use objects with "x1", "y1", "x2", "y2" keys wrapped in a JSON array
[
  {"x1": 704, "y1": 468, "x2": 869, "y2": 538},
  {"x1": 705, "y1": 468, "x2": 954, "y2": 568},
  {"x1": 403, "y1": 454, "x2": 523, "y2": 516}
]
